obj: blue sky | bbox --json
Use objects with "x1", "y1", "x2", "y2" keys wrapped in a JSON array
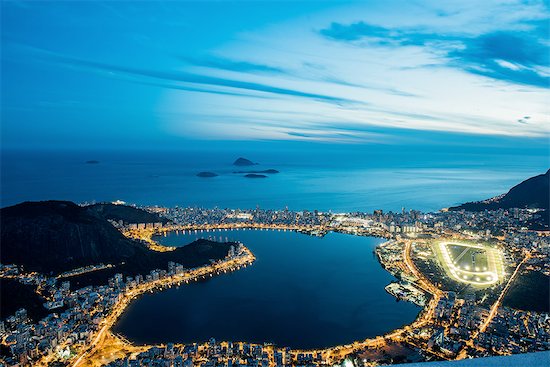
[{"x1": 1, "y1": 0, "x2": 549, "y2": 156}]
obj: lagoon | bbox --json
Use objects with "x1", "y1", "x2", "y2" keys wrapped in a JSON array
[{"x1": 113, "y1": 229, "x2": 420, "y2": 349}]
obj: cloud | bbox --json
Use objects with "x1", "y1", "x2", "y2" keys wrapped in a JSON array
[
  {"x1": 320, "y1": 22, "x2": 392, "y2": 41},
  {"x1": 448, "y1": 30, "x2": 550, "y2": 87},
  {"x1": 25, "y1": 47, "x2": 359, "y2": 105},
  {"x1": 5, "y1": 1, "x2": 548, "y2": 144},
  {"x1": 178, "y1": 54, "x2": 284, "y2": 74},
  {"x1": 319, "y1": 19, "x2": 550, "y2": 88}
]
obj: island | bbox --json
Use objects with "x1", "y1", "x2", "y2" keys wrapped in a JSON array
[
  {"x1": 196, "y1": 171, "x2": 219, "y2": 178},
  {"x1": 234, "y1": 169, "x2": 279, "y2": 174},
  {"x1": 85, "y1": 160, "x2": 100, "y2": 164},
  {"x1": 244, "y1": 173, "x2": 267, "y2": 178},
  {"x1": 233, "y1": 157, "x2": 257, "y2": 166}
]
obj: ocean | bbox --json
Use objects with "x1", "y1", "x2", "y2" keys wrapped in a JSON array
[{"x1": 1, "y1": 148, "x2": 547, "y2": 212}]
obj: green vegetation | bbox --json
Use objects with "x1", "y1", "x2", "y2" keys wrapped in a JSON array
[
  {"x1": 86, "y1": 203, "x2": 170, "y2": 224},
  {"x1": 447, "y1": 244, "x2": 489, "y2": 271},
  {"x1": 0, "y1": 278, "x2": 50, "y2": 322},
  {"x1": 503, "y1": 271, "x2": 550, "y2": 313}
]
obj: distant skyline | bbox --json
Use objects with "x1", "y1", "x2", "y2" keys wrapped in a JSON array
[{"x1": 1, "y1": 0, "x2": 549, "y2": 155}]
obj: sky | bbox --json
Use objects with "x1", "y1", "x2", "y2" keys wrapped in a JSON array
[{"x1": 1, "y1": 0, "x2": 549, "y2": 157}]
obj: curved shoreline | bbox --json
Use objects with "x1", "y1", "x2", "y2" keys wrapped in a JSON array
[
  {"x1": 67, "y1": 225, "x2": 439, "y2": 367},
  {"x1": 65, "y1": 244, "x2": 256, "y2": 367}
]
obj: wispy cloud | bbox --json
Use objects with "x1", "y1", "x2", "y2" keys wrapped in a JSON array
[
  {"x1": 319, "y1": 17, "x2": 550, "y2": 88},
  {"x1": 4, "y1": 0, "x2": 548, "y2": 145},
  {"x1": 320, "y1": 22, "x2": 392, "y2": 41},
  {"x1": 20, "y1": 45, "x2": 359, "y2": 106},
  {"x1": 448, "y1": 29, "x2": 550, "y2": 88},
  {"x1": 178, "y1": 54, "x2": 284, "y2": 74}
]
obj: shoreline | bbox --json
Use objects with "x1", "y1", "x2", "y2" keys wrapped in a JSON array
[
  {"x1": 81, "y1": 228, "x2": 434, "y2": 366},
  {"x1": 38, "y1": 245, "x2": 256, "y2": 367}
]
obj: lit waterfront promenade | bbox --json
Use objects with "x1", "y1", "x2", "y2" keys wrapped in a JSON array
[
  {"x1": 70, "y1": 231, "x2": 443, "y2": 367},
  {"x1": 43, "y1": 226, "x2": 519, "y2": 367},
  {"x1": 34, "y1": 246, "x2": 256, "y2": 367},
  {"x1": 123, "y1": 222, "x2": 388, "y2": 252}
]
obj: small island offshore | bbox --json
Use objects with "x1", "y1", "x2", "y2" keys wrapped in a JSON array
[
  {"x1": 196, "y1": 171, "x2": 219, "y2": 178},
  {"x1": 196, "y1": 158, "x2": 279, "y2": 179},
  {"x1": 0, "y1": 171, "x2": 549, "y2": 367},
  {"x1": 233, "y1": 157, "x2": 257, "y2": 166}
]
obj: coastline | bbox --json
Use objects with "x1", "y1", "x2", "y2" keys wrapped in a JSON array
[
  {"x1": 38, "y1": 245, "x2": 256, "y2": 367},
  {"x1": 82, "y1": 227, "x2": 432, "y2": 366},
  {"x1": 4, "y1": 201, "x2": 546, "y2": 367}
]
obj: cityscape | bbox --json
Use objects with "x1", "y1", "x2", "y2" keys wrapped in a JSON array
[
  {"x1": 1, "y1": 1, "x2": 549, "y2": 367},
  {"x1": 1, "y1": 192, "x2": 549, "y2": 366}
]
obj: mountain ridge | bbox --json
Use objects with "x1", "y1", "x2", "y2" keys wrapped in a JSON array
[
  {"x1": 449, "y1": 169, "x2": 549, "y2": 212},
  {"x1": 0, "y1": 201, "x2": 230, "y2": 275}
]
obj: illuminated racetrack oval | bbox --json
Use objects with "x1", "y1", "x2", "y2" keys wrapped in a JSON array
[{"x1": 113, "y1": 229, "x2": 420, "y2": 349}]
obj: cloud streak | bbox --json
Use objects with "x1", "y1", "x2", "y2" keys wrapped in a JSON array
[
  {"x1": 3, "y1": 0, "x2": 548, "y2": 146},
  {"x1": 28, "y1": 48, "x2": 360, "y2": 106},
  {"x1": 178, "y1": 54, "x2": 284, "y2": 74},
  {"x1": 319, "y1": 18, "x2": 550, "y2": 88}
]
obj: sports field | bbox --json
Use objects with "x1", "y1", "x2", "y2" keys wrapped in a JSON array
[{"x1": 432, "y1": 241, "x2": 505, "y2": 287}]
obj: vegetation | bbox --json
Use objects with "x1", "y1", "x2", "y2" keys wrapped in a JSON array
[
  {"x1": 503, "y1": 271, "x2": 550, "y2": 312},
  {"x1": 86, "y1": 202, "x2": 170, "y2": 224},
  {"x1": 0, "y1": 201, "x2": 228, "y2": 275},
  {"x1": 0, "y1": 278, "x2": 49, "y2": 322},
  {"x1": 450, "y1": 169, "x2": 549, "y2": 212}
]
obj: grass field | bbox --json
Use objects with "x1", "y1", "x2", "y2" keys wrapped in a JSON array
[{"x1": 432, "y1": 241, "x2": 505, "y2": 288}]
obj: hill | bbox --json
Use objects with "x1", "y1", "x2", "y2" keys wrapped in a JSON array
[
  {"x1": 0, "y1": 278, "x2": 50, "y2": 322},
  {"x1": 86, "y1": 203, "x2": 170, "y2": 224},
  {"x1": 0, "y1": 201, "x2": 231, "y2": 276},
  {"x1": 449, "y1": 170, "x2": 549, "y2": 212},
  {"x1": 1, "y1": 201, "x2": 143, "y2": 274}
]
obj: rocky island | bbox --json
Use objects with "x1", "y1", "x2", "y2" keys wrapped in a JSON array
[
  {"x1": 234, "y1": 169, "x2": 279, "y2": 174},
  {"x1": 233, "y1": 157, "x2": 257, "y2": 166},
  {"x1": 244, "y1": 174, "x2": 267, "y2": 178},
  {"x1": 196, "y1": 171, "x2": 219, "y2": 178}
]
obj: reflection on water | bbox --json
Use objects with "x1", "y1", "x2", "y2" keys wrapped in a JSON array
[{"x1": 113, "y1": 229, "x2": 420, "y2": 349}]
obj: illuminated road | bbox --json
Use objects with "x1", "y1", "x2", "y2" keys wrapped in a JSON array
[
  {"x1": 456, "y1": 252, "x2": 530, "y2": 359},
  {"x1": 33, "y1": 247, "x2": 256, "y2": 367},
  {"x1": 285, "y1": 239, "x2": 445, "y2": 364},
  {"x1": 36, "y1": 235, "x2": 464, "y2": 366}
]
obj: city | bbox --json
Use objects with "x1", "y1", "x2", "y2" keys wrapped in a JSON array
[
  {"x1": 1, "y1": 203, "x2": 548, "y2": 366},
  {"x1": 1, "y1": 1, "x2": 549, "y2": 366}
]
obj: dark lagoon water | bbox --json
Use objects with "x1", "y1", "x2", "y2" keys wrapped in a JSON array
[{"x1": 112, "y1": 229, "x2": 420, "y2": 349}]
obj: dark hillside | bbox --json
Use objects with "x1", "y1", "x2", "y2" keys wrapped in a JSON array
[
  {"x1": 86, "y1": 203, "x2": 170, "y2": 224},
  {"x1": 0, "y1": 201, "x2": 230, "y2": 276},
  {"x1": 449, "y1": 170, "x2": 549, "y2": 212}
]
